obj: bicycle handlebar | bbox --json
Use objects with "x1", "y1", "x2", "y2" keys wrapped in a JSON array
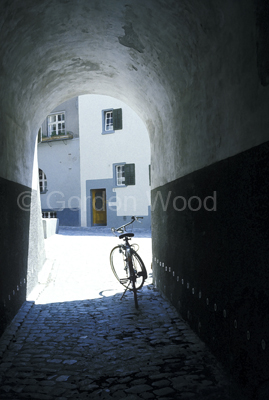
[{"x1": 111, "y1": 216, "x2": 143, "y2": 236}]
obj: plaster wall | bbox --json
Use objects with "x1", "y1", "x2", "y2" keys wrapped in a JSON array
[
  {"x1": 27, "y1": 139, "x2": 46, "y2": 295},
  {"x1": 38, "y1": 139, "x2": 81, "y2": 220},
  {"x1": 79, "y1": 95, "x2": 151, "y2": 227},
  {"x1": 38, "y1": 97, "x2": 81, "y2": 225},
  {"x1": 1, "y1": 1, "x2": 268, "y2": 190},
  {"x1": 41, "y1": 97, "x2": 79, "y2": 138}
]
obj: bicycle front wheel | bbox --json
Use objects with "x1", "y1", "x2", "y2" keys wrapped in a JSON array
[
  {"x1": 131, "y1": 250, "x2": 147, "y2": 290},
  {"x1": 131, "y1": 274, "x2": 139, "y2": 309}
]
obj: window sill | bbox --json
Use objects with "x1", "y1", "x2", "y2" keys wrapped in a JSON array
[
  {"x1": 102, "y1": 130, "x2": 115, "y2": 135},
  {"x1": 40, "y1": 133, "x2": 73, "y2": 143}
]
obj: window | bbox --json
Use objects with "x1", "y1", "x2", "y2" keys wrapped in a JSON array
[
  {"x1": 102, "y1": 108, "x2": 122, "y2": 134},
  {"x1": 114, "y1": 163, "x2": 135, "y2": 186},
  {"x1": 39, "y1": 169, "x2": 47, "y2": 194},
  {"x1": 48, "y1": 112, "x2": 65, "y2": 136},
  {"x1": 116, "y1": 165, "x2": 125, "y2": 186},
  {"x1": 105, "y1": 110, "x2": 113, "y2": 132}
]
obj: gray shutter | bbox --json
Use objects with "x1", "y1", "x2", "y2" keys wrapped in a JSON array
[
  {"x1": 38, "y1": 128, "x2": 42, "y2": 143},
  {"x1": 113, "y1": 108, "x2": 122, "y2": 130},
  {"x1": 125, "y1": 164, "x2": 135, "y2": 185}
]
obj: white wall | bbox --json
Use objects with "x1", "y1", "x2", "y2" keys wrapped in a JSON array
[
  {"x1": 38, "y1": 138, "x2": 81, "y2": 212},
  {"x1": 79, "y1": 94, "x2": 151, "y2": 227}
]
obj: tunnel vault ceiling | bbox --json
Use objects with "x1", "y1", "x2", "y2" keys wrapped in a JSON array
[{"x1": 0, "y1": 0, "x2": 268, "y2": 188}]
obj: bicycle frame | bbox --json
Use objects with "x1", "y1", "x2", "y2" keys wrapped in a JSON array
[{"x1": 118, "y1": 234, "x2": 138, "y2": 307}]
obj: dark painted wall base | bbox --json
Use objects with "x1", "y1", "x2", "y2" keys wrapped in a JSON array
[
  {"x1": 0, "y1": 178, "x2": 30, "y2": 337},
  {"x1": 43, "y1": 208, "x2": 80, "y2": 227},
  {"x1": 152, "y1": 140, "x2": 269, "y2": 398}
]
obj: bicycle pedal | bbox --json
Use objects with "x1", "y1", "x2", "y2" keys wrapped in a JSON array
[{"x1": 120, "y1": 278, "x2": 129, "y2": 284}]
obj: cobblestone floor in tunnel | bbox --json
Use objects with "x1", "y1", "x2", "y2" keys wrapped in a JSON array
[{"x1": 0, "y1": 228, "x2": 246, "y2": 399}]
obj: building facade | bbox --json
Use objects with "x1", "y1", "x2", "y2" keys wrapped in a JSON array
[
  {"x1": 79, "y1": 95, "x2": 151, "y2": 229},
  {"x1": 38, "y1": 95, "x2": 151, "y2": 229},
  {"x1": 38, "y1": 97, "x2": 81, "y2": 226}
]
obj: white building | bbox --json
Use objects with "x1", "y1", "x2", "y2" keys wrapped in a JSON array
[
  {"x1": 38, "y1": 95, "x2": 151, "y2": 229},
  {"x1": 38, "y1": 97, "x2": 81, "y2": 226}
]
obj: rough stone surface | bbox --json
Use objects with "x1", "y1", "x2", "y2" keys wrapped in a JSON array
[
  {"x1": 0, "y1": 286, "x2": 246, "y2": 399},
  {"x1": 0, "y1": 0, "x2": 268, "y2": 189},
  {"x1": 0, "y1": 229, "x2": 245, "y2": 399}
]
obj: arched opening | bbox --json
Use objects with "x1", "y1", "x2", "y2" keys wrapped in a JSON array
[{"x1": 1, "y1": 1, "x2": 269, "y2": 395}]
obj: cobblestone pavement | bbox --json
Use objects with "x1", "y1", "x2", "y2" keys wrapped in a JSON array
[{"x1": 0, "y1": 228, "x2": 246, "y2": 399}]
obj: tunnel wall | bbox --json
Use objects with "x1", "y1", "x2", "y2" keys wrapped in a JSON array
[
  {"x1": 0, "y1": 182, "x2": 45, "y2": 337},
  {"x1": 0, "y1": 177, "x2": 30, "y2": 335},
  {"x1": 152, "y1": 139, "x2": 269, "y2": 397},
  {"x1": 0, "y1": 141, "x2": 45, "y2": 337}
]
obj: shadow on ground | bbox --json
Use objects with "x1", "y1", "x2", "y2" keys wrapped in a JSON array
[{"x1": 0, "y1": 284, "x2": 246, "y2": 400}]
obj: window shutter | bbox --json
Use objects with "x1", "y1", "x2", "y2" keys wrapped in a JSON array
[
  {"x1": 38, "y1": 128, "x2": 42, "y2": 143},
  {"x1": 125, "y1": 164, "x2": 135, "y2": 185},
  {"x1": 113, "y1": 108, "x2": 122, "y2": 130}
]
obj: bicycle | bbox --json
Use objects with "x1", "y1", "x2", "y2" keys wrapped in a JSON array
[{"x1": 110, "y1": 216, "x2": 147, "y2": 309}]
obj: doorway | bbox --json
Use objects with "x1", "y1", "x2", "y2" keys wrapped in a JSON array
[{"x1": 91, "y1": 189, "x2": 107, "y2": 226}]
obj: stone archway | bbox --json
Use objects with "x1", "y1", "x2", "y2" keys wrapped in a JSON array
[{"x1": 1, "y1": 0, "x2": 269, "y2": 395}]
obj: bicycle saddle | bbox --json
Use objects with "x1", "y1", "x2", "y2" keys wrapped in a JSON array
[{"x1": 119, "y1": 233, "x2": 134, "y2": 239}]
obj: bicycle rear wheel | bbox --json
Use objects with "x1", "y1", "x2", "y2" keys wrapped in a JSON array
[
  {"x1": 110, "y1": 245, "x2": 130, "y2": 289},
  {"x1": 110, "y1": 246, "x2": 147, "y2": 290}
]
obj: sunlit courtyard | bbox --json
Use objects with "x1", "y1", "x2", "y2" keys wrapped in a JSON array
[{"x1": 28, "y1": 227, "x2": 152, "y2": 305}]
